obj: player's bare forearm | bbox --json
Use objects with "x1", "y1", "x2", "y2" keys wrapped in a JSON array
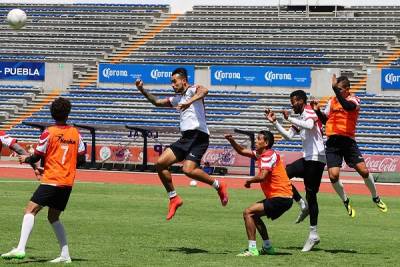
[
  {"x1": 248, "y1": 175, "x2": 266, "y2": 184},
  {"x1": 136, "y1": 79, "x2": 170, "y2": 107},
  {"x1": 19, "y1": 153, "x2": 41, "y2": 171},
  {"x1": 228, "y1": 139, "x2": 253, "y2": 157},
  {"x1": 139, "y1": 88, "x2": 159, "y2": 106},
  {"x1": 188, "y1": 85, "x2": 208, "y2": 105},
  {"x1": 10, "y1": 143, "x2": 29, "y2": 155}
]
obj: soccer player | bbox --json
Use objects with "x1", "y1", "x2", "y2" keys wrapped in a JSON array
[
  {"x1": 312, "y1": 74, "x2": 387, "y2": 217},
  {"x1": 265, "y1": 89, "x2": 325, "y2": 252},
  {"x1": 135, "y1": 67, "x2": 228, "y2": 220},
  {"x1": 225, "y1": 131, "x2": 292, "y2": 256},
  {"x1": 1, "y1": 97, "x2": 86, "y2": 263}
]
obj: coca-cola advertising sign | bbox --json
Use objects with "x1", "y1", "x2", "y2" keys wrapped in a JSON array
[
  {"x1": 2, "y1": 143, "x2": 399, "y2": 173},
  {"x1": 343, "y1": 156, "x2": 400, "y2": 173}
]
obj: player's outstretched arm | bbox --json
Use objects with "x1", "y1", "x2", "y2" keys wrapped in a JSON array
[
  {"x1": 177, "y1": 85, "x2": 209, "y2": 111},
  {"x1": 11, "y1": 143, "x2": 41, "y2": 175},
  {"x1": 224, "y1": 134, "x2": 254, "y2": 158},
  {"x1": 265, "y1": 109, "x2": 296, "y2": 140},
  {"x1": 135, "y1": 79, "x2": 171, "y2": 107},
  {"x1": 244, "y1": 169, "x2": 268, "y2": 188},
  {"x1": 10, "y1": 143, "x2": 29, "y2": 156}
]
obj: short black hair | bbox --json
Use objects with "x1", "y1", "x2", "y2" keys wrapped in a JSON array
[
  {"x1": 172, "y1": 67, "x2": 188, "y2": 80},
  {"x1": 290, "y1": 90, "x2": 307, "y2": 102},
  {"x1": 259, "y1": 130, "x2": 274, "y2": 149},
  {"x1": 50, "y1": 97, "x2": 71, "y2": 122},
  {"x1": 337, "y1": 76, "x2": 350, "y2": 88}
]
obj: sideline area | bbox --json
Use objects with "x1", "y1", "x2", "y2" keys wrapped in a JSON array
[{"x1": 0, "y1": 161, "x2": 398, "y2": 197}]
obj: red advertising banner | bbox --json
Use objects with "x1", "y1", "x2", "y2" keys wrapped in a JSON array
[{"x1": 2, "y1": 143, "x2": 400, "y2": 173}]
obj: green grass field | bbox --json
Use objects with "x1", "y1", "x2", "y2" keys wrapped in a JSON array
[{"x1": 0, "y1": 179, "x2": 398, "y2": 266}]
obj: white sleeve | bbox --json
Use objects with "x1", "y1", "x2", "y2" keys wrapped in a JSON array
[
  {"x1": 287, "y1": 117, "x2": 314, "y2": 130},
  {"x1": 260, "y1": 152, "x2": 278, "y2": 170},
  {"x1": 273, "y1": 121, "x2": 296, "y2": 140},
  {"x1": 323, "y1": 100, "x2": 331, "y2": 116},
  {"x1": 35, "y1": 130, "x2": 50, "y2": 155},
  {"x1": 78, "y1": 134, "x2": 86, "y2": 155},
  {"x1": 0, "y1": 132, "x2": 17, "y2": 148}
]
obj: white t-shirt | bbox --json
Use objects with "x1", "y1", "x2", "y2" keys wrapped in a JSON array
[
  {"x1": 274, "y1": 105, "x2": 326, "y2": 163},
  {"x1": 0, "y1": 131, "x2": 16, "y2": 148},
  {"x1": 169, "y1": 85, "x2": 209, "y2": 135}
]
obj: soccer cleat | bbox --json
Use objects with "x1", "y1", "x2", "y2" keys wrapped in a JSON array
[
  {"x1": 217, "y1": 181, "x2": 229, "y2": 206},
  {"x1": 236, "y1": 248, "x2": 259, "y2": 257},
  {"x1": 1, "y1": 248, "x2": 26, "y2": 259},
  {"x1": 301, "y1": 236, "x2": 320, "y2": 252},
  {"x1": 295, "y1": 207, "x2": 309, "y2": 224},
  {"x1": 373, "y1": 197, "x2": 388, "y2": 213},
  {"x1": 166, "y1": 196, "x2": 183, "y2": 220},
  {"x1": 49, "y1": 256, "x2": 72, "y2": 263},
  {"x1": 259, "y1": 246, "x2": 276, "y2": 255},
  {"x1": 344, "y1": 199, "x2": 355, "y2": 218}
]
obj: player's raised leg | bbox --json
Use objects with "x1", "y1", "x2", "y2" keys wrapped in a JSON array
[
  {"x1": 182, "y1": 160, "x2": 228, "y2": 206},
  {"x1": 353, "y1": 162, "x2": 387, "y2": 212},
  {"x1": 155, "y1": 148, "x2": 183, "y2": 220}
]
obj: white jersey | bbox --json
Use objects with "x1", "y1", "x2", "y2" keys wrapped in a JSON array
[
  {"x1": 169, "y1": 85, "x2": 209, "y2": 135},
  {"x1": 273, "y1": 105, "x2": 325, "y2": 163},
  {"x1": 0, "y1": 131, "x2": 16, "y2": 148}
]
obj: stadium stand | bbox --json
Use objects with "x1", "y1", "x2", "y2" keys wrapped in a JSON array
[{"x1": 0, "y1": 4, "x2": 399, "y2": 158}]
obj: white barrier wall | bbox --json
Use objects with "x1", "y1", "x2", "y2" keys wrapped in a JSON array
[{"x1": 44, "y1": 63, "x2": 73, "y2": 92}]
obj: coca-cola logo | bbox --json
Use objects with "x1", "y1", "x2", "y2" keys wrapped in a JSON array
[
  {"x1": 364, "y1": 157, "x2": 399, "y2": 172},
  {"x1": 343, "y1": 156, "x2": 400, "y2": 172},
  {"x1": 203, "y1": 149, "x2": 236, "y2": 166}
]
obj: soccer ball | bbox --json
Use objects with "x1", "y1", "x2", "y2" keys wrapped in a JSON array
[
  {"x1": 6, "y1": 9, "x2": 27, "y2": 30},
  {"x1": 189, "y1": 180, "x2": 197, "y2": 187}
]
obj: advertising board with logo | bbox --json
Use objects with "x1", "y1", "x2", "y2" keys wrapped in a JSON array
[
  {"x1": 0, "y1": 61, "x2": 45, "y2": 81},
  {"x1": 99, "y1": 64, "x2": 195, "y2": 84},
  {"x1": 381, "y1": 68, "x2": 400, "y2": 90},
  {"x1": 210, "y1": 65, "x2": 311, "y2": 87}
]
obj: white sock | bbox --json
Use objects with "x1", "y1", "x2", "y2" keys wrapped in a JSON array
[
  {"x1": 298, "y1": 198, "x2": 307, "y2": 210},
  {"x1": 309, "y1": 225, "x2": 318, "y2": 239},
  {"x1": 168, "y1": 191, "x2": 177, "y2": 199},
  {"x1": 52, "y1": 221, "x2": 70, "y2": 259},
  {"x1": 364, "y1": 174, "x2": 377, "y2": 198},
  {"x1": 248, "y1": 240, "x2": 257, "y2": 250},
  {"x1": 17, "y1": 213, "x2": 35, "y2": 252},
  {"x1": 212, "y1": 179, "x2": 220, "y2": 190},
  {"x1": 263, "y1": 239, "x2": 272, "y2": 248},
  {"x1": 332, "y1": 180, "x2": 347, "y2": 202}
]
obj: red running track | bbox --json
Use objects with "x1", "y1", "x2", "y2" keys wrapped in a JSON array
[{"x1": 0, "y1": 166, "x2": 398, "y2": 197}]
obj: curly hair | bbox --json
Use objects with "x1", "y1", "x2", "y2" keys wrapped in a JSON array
[{"x1": 50, "y1": 97, "x2": 71, "y2": 122}]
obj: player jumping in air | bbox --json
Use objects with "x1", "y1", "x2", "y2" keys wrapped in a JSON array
[{"x1": 135, "y1": 67, "x2": 228, "y2": 220}]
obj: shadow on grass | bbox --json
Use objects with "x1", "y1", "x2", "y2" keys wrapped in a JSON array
[
  {"x1": 3, "y1": 257, "x2": 88, "y2": 264},
  {"x1": 166, "y1": 247, "x2": 229, "y2": 255},
  {"x1": 283, "y1": 246, "x2": 359, "y2": 254},
  {"x1": 269, "y1": 252, "x2": 292, "y2": 256}
]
